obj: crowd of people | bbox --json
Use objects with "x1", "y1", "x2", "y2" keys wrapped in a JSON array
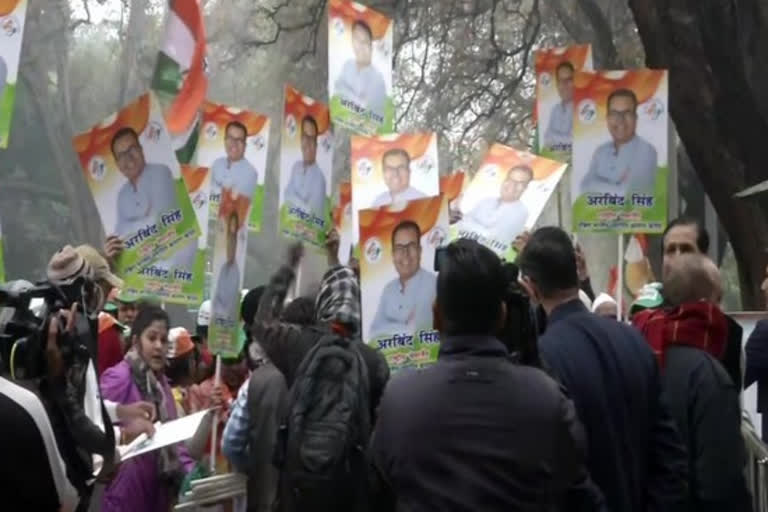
[{"x1": 0, "y1": 215, "x2": 762, "y2": 512}]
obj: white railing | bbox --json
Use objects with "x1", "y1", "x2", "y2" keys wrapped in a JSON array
[{"x1": 743, "y1": 412, "x2": 768, "y2": 512}]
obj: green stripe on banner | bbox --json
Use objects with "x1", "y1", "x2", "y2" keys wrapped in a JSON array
[
  {"x1": 175, "y1": 118, "x2": 200, "y2": 164},
  {"x1": 151, "y1": 51, "x2": 183, "y2": 95}
]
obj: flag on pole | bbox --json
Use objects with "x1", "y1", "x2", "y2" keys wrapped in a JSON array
[{"x1": 151, "y1": 0, "x2": 208, "y2": 164}]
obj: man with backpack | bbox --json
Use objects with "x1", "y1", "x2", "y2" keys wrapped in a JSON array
[{"x1": 250, "y1": 242, "x2": 389, "y2": 512}]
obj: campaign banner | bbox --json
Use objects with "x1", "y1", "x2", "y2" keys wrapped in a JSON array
[
  {"x1": 0, "y1": 0, "x2": 28, "y2": 148},
  {"x1": 0, "y1": 215, "x2": 5, "y2": 283},
  {"x1": 207, "y1": 188, "x2": 250, "y2": 356},
  {"x1": 328, "y1": 0, "x2": 394, "y2": 135},
  {"x1": 454, "y1": 144, "x2": 567, "y2": 260},
  {"x1": 278, "y1": 85, "x2": 333, "y2": 248},
  {"x1": 350, "y1": 133, "x2": 439, "y2": 247},
  {"x1": 534, "y1": 44, "x2": 592, "y2": 159},
  {"x1": 571, "y1": 69, "x2": 669, "y2": 233},
  {"x1": 332, "y1": 182, "x2": 354, "y2": 265},
  {"x1": 196, "y1": 101, "x2": 270, "y2": 232},
  {"x1": 73, "y1": 93, "x2": 200, "y2": 291},
  {"x1": 359, "y1": 195, "x2": 447, "y2": 372}
]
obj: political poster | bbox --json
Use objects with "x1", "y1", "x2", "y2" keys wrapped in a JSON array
[
  {"x1": 350, "y1": 133, "x2": 439, "y2": 247},
  {"x1": 278, "y1": 85, "x2": 334, "y2": 248},
  {"x1": 150, "y1": 0, "x2": 208, "y2": 164},
  {"x1": 359, "y1": 195, "x2": 447, "y2": 372},
  {"x1": 328, "y1": 0, "x2": 394, "y2": 135},
  {"x1": 207, "y1": 188, "x2": 250, "y2": 356},
  {"x1": 441, "y1": 171, "x2": 466, "y2": 223},
  {"x1": 0, "y1": 0, "x2": 28, "y2": 148},
  {"x1": 0, "y1": 215, "x2": 5, "y2": 283},
  {"x1": 534, "y1": 44, "x2": 593, "y2": 159},
  {"x1": 571, "y1": 69, "x2": 669, "y2": 233},
  {"x1": 196, "y1": 101, "x2": 270, "y2": 232},
  {"x1": 453, "y1": 144, "x2": 567, "y2": 260},
  {"x1": 332, "y1": 182, "x2": 354, "y2": 265},
  {"x1": 73, "y1": 93, "x2": 200, "y2": 294}
]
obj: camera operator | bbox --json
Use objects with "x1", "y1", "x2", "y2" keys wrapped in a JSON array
[{"x1": 0, "y1": 246, "x2": 157, "y2": 511}]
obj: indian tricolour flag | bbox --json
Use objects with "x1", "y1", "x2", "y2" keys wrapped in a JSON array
[{"x1": 151, "y1": 0, "x2": 208, "y2": 164}]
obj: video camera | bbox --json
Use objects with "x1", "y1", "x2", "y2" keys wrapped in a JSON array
[{"x1": 0, "y1": 277, "x2": 96, "y2": 380}]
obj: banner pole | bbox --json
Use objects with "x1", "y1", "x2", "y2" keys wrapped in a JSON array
[
  {"x1": 617, "y1": 234, "x2": 624, "y2": 321},
  {"x1": 209, "y1": 354, "x2": 222, "y2": 473}
]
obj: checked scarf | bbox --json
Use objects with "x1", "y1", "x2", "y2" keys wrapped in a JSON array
[{"x1": 315, "y1": 264, "x2": 362, "y2": 337}]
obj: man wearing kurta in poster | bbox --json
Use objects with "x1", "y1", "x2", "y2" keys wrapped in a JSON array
[
  {"x1": 0, "y1": 0, "x2": 28, "y2": 148},
  {"x1": 208, "y1": 190, "x2": 250, "y2": 356},
  {"x1": 350, "y1": 133, "x2": 440, "y2": 248},
  {"x1": 328, "y1": 0, "x2": 394, "y2": 135},
  {"x1": 73, "y1": 93, "x2": 200, "y2": 298},
  {"x1": 571, "y1": 69, "x2": 669, "y2": 233},
  {"x1": 534, "y1": 44, "x2": 593, "y2": 158},
  {"x1": 279, "y1": 85, "x2": 333, "y2": 248},
  {"x1": 359, "y1": 195, "x2": 447, "y2": 372},
  {"x1": 454, "y1": 144, "x2": 567, "y2": 259},
  {"x1": 196, "y1": 101, "x2": 270, "y2": 232}
]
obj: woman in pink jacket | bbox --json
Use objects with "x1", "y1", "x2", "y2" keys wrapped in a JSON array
[{"x1": 100, "y1": 304, "x2": 195, "y2": 511}]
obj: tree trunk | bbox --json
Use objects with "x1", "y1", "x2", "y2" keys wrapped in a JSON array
[{"x1": 628, "y1": 0, "x2": 768, "y2": 310}]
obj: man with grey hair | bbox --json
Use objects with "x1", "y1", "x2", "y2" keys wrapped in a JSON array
[{"x1": 635, "y1": 252, "x2": 751, "y2": 511}]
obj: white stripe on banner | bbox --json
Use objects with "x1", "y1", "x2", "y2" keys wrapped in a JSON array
[{"x1": 163, "y1": 10, "x2": 196, "y2": 70}]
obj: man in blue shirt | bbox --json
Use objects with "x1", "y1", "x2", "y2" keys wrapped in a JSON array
[
  {"x1": 211, "y1": 121, "x2": 259, "y2": 200},
  {"x1": 518, "y1": 226, "x2": 687, "y2": 512},
  {"x1": 333, "y1": 19, "x2": 387, "y2": 121},
  {"x1": 213, "y1": 211, "x2": 242, "y2": 322},
  {"x1": 579, "y1": 89, "x2": 658, "y2": 197},
  {"x1": 369, "y1": 220, "x2": 436, "y2": 338},
  {"x1": 370, "y1": 149, "x2": 427, "y2": 208},
  {"x1": 283, "y1": 115, "x2": 327, "y2": 219},
  {"x1": 543, "y1": 61, "x2": 575, "y2": 152}
]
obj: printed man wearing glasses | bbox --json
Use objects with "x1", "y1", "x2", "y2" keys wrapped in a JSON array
[
  {"x1": 371, "y1": 148, "x2": 427, "y2": 208},
  {"x1": 112, "y1": 127, "x2": 179, "y2": 237},
  {"x1": 578, "y1": 88, "x2": 658, "y2": 197},
  {"x1": 369, "y1": 220, "x2": 436, "y2": 338},
  {"x1": 543, "y1": 61, "x2": 575, "y2": 152},
  {"x1": 283, "y1": 115, "x2": 328, "y2": 219},
  {"x1": 211, "y1": 121, "x2": 259, "y2": 199}
]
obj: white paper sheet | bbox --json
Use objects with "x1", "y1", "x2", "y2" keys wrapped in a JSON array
[{"x1": 120, "y1": 408, "x2": 214, "y2": 461}]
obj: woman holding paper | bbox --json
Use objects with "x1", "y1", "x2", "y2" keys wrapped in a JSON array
[{"x1": 100, "y1": 305, "x2": 195, "y2": 511}]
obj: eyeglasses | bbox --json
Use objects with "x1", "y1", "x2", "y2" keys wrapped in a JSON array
[
  {"x1": 393, "y1": 241, "x2": 419, "y2": 256},
  {"x1": 114, "y1": 144, "x2": 140, "y2": 164},
  {"x1": 225, "y1": 135, "x2": 246, "y2": 145},
  {"x1": 301, "y1": 134, "x2": 318, "y2": 144},
  {"x1": 383, "y1": 164, "x2": 409, "y2": 174},
  {"x1": 607, "y1": 109, "x2": 636, "y2": 121}
]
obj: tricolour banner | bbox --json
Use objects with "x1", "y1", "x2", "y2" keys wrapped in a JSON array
[
  {"x1": 0, "y1": 0, "x2": 28, "y2": 148},
  {"x1": 359, "y1": 195, "x2": 447, "y2": 372},
  {"x1": 279, "y1": 85, "x2": 333, "y2": 248},
  {"x1": 151, "y1": 0, "x2": 208, "y2": 164},
  {"x1": 208, "y1": 188, "x2": 250, "y2": 356},
  {"x1": 534, "y1": 44, "x2": 592, "y2": 159},
  {"x1": 454, "y1": 144, "x2": 567, "y2": 259},
  {"x1": 328, "y1": 0, "x2": 394, "y2": 135},
  {"x1": 196, "y1": 101, "x2": 270, "y2": 232},
  {"x1": 332, "y1": 182, "x2": 354, "y2": 265},
  {"x1": 571, "y1": 69, "x2": 669, "y2": 233},
  {"x1": 350, "y1": 133, "x2": 439, "y2": 247},
  {"x1": 73, "y1": 93, "x2": 200, "y2": 293}
]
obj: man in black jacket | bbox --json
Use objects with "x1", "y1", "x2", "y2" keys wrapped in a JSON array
[
  {"x1": 518, "y1": 227, "x2": 688, "y2": 512},
  {"x1": 369, "y1": 239, "x2": 602, "y2": 511},
  {"x1": 648, "y1": 254, "x2": 751, "y2": 511}
]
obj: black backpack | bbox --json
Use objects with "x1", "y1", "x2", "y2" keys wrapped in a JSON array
[{"x1": 274, "y1": 328, "x2": 371, "y2": 512}]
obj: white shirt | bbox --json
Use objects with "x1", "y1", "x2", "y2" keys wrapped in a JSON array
[
  {"x1": 211, "y1": 157, "x2": 259, "y2": 199},
  {"x1": 114, "y1": 163, "x2": 178, "y2": 237},
  {"x1": 371, "y1": 186, "x2": 427, "y2": 209},
  {"x1": 284, "y1": 160, "x2": 327, "y2": 219},
  {"x1": 213, "y1": 261, "x2": 241, "y2": 321},
  {"x1": 333, "y1": 59, "x2": 387, "y2": 120},
  {"x1": 543, "y1": 101, "x2": 573, "y2": 152},
  {"x1": 369, "y1": 268, "x2": 436, "y2": 339},
  {"x1": 579, "y1": 135, "x2": 658, "y2": 197},
  {"x1": 463, "y1": 198, "x2": 529, "y2": 244}
]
